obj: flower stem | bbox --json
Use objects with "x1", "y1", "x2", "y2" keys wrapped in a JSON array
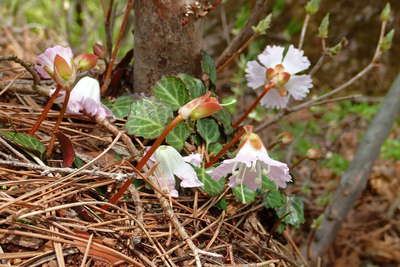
[
  {"x1": 232, "y1": 83, "x2": 274, "y2": 129},
  {"x1": 107, "y1": 115, "x2": 184, "y2": 206},
  {"x1": 205, "y1": 126, "x2": 245, "y2": 168},
  {"x1": 46, "y1": 88, "x2": 71, "y2": 157},
  {"x1": 28, "y1": 85, "x2": 62, "y2": 135}
]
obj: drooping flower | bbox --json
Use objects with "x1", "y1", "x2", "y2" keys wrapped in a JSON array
[
  {"x1": 245, "y1": 45, "x2": 313, "y2": 109},
  {"x1": 150, "y1": 146, "x2": 204, "y2": 197},
  {"x1": 178, "y1": 92, "x2": 222, "y2": 120},
  {"x1": 210, "y1": 126, "x2": 291, "y2": 189},
  {"x1": 52, "y1": 76, "x2": 114, "y2": 120},
  {"x1": 183, "y1": 153, "x2": 203, "y2": 167}
]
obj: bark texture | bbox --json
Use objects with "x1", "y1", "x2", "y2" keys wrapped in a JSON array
[
  {"x1": 308, "y1": 73, "x2": 400, "y2": 261},
  {"x1": 133, "y1": 0, "x2": 204, "y2": 93}
]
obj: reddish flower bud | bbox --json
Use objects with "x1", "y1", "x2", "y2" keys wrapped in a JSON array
[
  {"x1": 179, "y1": 91, "x2": 222, "y2": 120},
  {"x1": 54, "y1": 55, "x2": 76, "y2": 86},
  {"x1": 93, "y1": 43, "x2": 106, "y2": 58},
  {"x1": 74, "y1": 54, "x2": 98, "y2": 72}
]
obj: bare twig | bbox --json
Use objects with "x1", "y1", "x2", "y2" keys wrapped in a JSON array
[
  {"x1": 298, "y1": 14, "x2": 310, "y2": 50},
  {"x1": 216, "y1": 0, "x2": 269, "y2": 71},
  {"x1": 0, "y1": 55, "x2": 40, "y2": 91}
]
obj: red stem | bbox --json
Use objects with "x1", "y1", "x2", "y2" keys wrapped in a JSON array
[
  {"x1": 28, "y1": 85, "x2": 62, "y2": 135},
  {"x1": 205, "y1": 126, "x2": 244, "y2": 168},
  {"x1": 232, "y1": 83, "x2": 274, "y2": 129},
  {"x1": 46, "y1": 89, "x2": 71, "y2": 157},
  {"x1": 106, "y1": 115, "x2": 184, "y2": 207}
]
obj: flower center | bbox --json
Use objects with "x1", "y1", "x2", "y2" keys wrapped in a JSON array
[{"x1": 266, "y1": 64, "x2": 291, "y2": 96}]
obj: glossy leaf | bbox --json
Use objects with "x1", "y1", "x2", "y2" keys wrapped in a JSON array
[
  {"x1": 126, "y1": 98, "x2": 173, "y2": 138},
  {"x1": 197, "y1": 118, "x2": 220, "y2": 145},
  {"x1": 178, "y1": 73, "x2": 206, "y2": 99},
  {"x1": 152, "y1": 76, "x2": 189, "y2": 110},
  {"x1": 107, "y1": 95, "x2": 134, "y2": 118},
  {"x1": 263, "y1": 189, "x2": 285, "y2": 209},
  {"x1": 276, "y1": 196, "x2": 305, "y2": 228},
  {"x1": 195, "y1": 167, "x2": 225, "y2": 196},
  {"x1": 213, "y1": 109, "x2": 234, "y2": 135},
  {"x1": 0, "y1": 131, "x2": 45, "y2": 158},
  {"x1": 201, "y1": 50, "x2": 217, "y2": 86},
  {"x1": 166, "y1": 121, "x2": 191, "y2": 151}
]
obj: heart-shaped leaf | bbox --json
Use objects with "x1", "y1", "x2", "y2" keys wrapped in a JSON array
[
  {"x1": 276, "y1": 196, "x2": 305, "y2": 228},
  {"x1": 152, "y1": 76, "x2": 189, "y2": 110},
  {"x1": 201, "y1": 50, "x2": 217, "y2": 86},
  {"x1": 126, "y1": 98, "x2": 173, "y2": 138}
]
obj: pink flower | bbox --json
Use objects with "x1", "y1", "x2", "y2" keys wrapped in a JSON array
[
  {"x1": 151, "y1": 146, "x2": 204, "y2": 197},
  {"x1": 245, "y1": 45, "x2": 313, "y2": 109},
  {"x1": 210, "y1": 126, "x2": 291, "y2": 189},
  {"x1": 52, "y1": 76, "x2": 114, "y2": 120},
  {"x1": 183, "y1": 153, "x2": 203, "y2": 167},
  {"x1": 36, "y1": 45, "x2": 74, "y2": 79},
  {"x1": 178, "y1": 92, "x2": 222, "y2": 120}
]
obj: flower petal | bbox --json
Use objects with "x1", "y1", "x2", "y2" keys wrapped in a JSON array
[
  {"x1": 245, "y1": 60, "x2": 267, "y2": 89},
  {"x1": 258, "y1": 46, "x2": 285, "y2": 69},
  {"x1": 286, "y1": 74, "x2": 313, "y2": 100},
  {"x1": 210, "y1": 161, "x2": 236, "y2": 181},
  {"x1": 260, "y1": 88, "x2": 289, "y2": 109},
  {"x1": 282, "y1": 45, "x2": 310, "y2": 74},
  {"x1": 259, "y1": 155, "x2": 292, "y2": 188},
  {"x1": 183, "y1": 153, "x2": 203, "y2": 167},
  {"x1": 174, "y1": 162, "x2": 204, "y2": 188}
]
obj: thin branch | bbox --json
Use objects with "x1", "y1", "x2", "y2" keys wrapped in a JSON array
[
  {"x1": 308, "y1": 73, "x2": 400, "y2": 260},
  {"x1": 216, "y1": 0, "x2": 269, "y2": 70},
  {"x1": 0, "y1": 55, "x2": 40, "y2": 91},
  {"x1": 298, "y1": 14, "x2": 310, "y2": 50},
  {"x1": 0, "y1": 159, "x2": 136, "y2": 181}
]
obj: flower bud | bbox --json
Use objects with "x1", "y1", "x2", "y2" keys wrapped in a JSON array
[
  {"x1": 318, "y1": 13, "x2": 330, "y2": 39},
  {"x1": 74, "y1": 54, "x2": 98, "y2": 72},
  {"x1": 380, "y1": 29, "x2": 395, "y2": 51},
  {"x1": 305, "y1": 0, "x2": 320, "y2": 15},
  {"x1": 178, "y1": 91, "x2": 222, "y2": 120},
  {"x1": 306, "y1": 148, "x2": 322, "y2": 160},
  {"x1": 281, "y1": 132, "x2": 293, "y2": 145},
  {"x1": 93, "y1": 43, "x2": 106, "y2": 58},
  {"x1": 380, "y1": 3, "x2": 392, "y2": 22},
  {"x1": 53, "y1": 55, "x2": 76, "y2": 87}
]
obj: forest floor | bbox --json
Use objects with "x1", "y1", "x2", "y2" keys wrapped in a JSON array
[{"x1": 0, "y1": 25, "x2": 399, "y2": 267}]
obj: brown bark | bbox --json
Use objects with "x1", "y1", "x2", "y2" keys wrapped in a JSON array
[{"x1": 133, "y1": 0, "x2": 205, "y2": 93}]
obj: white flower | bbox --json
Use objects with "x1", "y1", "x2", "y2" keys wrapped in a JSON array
[
  {"x1": 52, "y1": 76, "x2": 114, "y2": 120},
  {"x1": 151, "y1": 146, "x2": 204, "y2": 197},
  {"x1": 245, "y1": 45, "x2": 313, "y2": 109},
  {"x1": 210, "y1": 130, "x2": 291, "y2": 189}
]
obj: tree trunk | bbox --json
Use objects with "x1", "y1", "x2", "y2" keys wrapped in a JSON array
[{"x1": 133, "y1": 0, "x2": 204, "y2": 93}]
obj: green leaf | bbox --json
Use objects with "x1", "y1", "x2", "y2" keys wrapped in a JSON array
[
  {"x1": 261, "y1": 174, "x2": 278, "y2": 192},
  {"x1": 380, "y1": 3, "x2": 392, "y2": 21},
  {"x1": 0, "y1": 131, "x2": 45, "y2": 158},
  {"x1": 166, "y1": 121, "x2": 191, "y2": 151},
  {"x1": 305, "y1": 0, "x2": 320, "y2": 15},
  {"x1": 201, "y1": 50, "x2": 217, "y2": 86},
  {"x1": 195, "y1": 167, "x2": 225, "y2": 196},
  {"x1": 216, "y1": 198, "x2": 228, "y2": 210},
  {"x1": 107, "y1": 95, "x2": 134, "y2": 118},
  {"x1": 232, "y1": 185, "x2": 256, "y2": 204},
  {"x1": 263, "y1": 190, "x2": 285, "y2": 209},
  {"x1": 152, "y1": 76, "x2": 189, "y2": 110},
  {"x1": 380, "y1": 29, "x2": 395, "y2": 51},
  {"x1": 126, "y1": 98, "x2": 173, "y2": 138},
  {"x1": 252, "y1": 13, "x2": 272, "y2": 34},
  {"x1": 197, "y1": 118, "x2": 220, "y2": 144},
  {"x1": 213, "y1": 109, "x2": 233, "y2": 135},
  {"x1": 276, "y1": 196, "x2": 305, "y2": 228},
  {"x1": 208, "y1": 143, "x2": 223, "y2": 156},
  {"x1": 318, "y1": 13, "x2": 330, "y2": 38},
  {"x1": 178, "y1": 74, "x2": 206, "y2": 99}
]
